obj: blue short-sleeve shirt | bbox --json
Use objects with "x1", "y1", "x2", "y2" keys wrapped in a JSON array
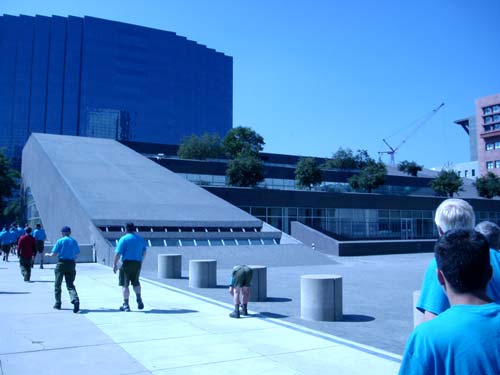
[
  {"x1": 400, "y1": 303, "x2": 500, "y2": 375},
  {"x1": 33, "y1": 228, "x2": 47, "y2": 241},
  {"x1": 417, "y1": 250, "x2": 500, "y2": 315},
  {"x1": 115, "y1": 233, "x2": 147, "y2": 261},
  {"x1": 51, "y1": 236, "x2": 80, "y2": 260}
]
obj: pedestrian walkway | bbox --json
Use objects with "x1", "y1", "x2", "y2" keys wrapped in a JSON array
[{"x1": 0, "y1": 261, "x2": 401, "y2": 374}]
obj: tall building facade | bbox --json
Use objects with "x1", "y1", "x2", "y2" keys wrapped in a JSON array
[
  {"x1": 476, "y1": 93, "x2": 500, "y2": 176},
  {"x1": 0, "y1": 15, "x2": 232, "y2": 166}
]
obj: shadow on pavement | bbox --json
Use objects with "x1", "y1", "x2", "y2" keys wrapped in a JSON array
[
  {"x1": 265, "y1": 297, "x2": 292, "y2": 303},
  {"x1": 31, "y1": 280, "x2": 53, "y2": 283},
  {"x1": 144, "y1": 308, "x2": 198, "y2": 314},
  {"x1": 0, "y1": 291, "x2": 31, "y2": 294},
  {"x1": 80, "y1": 308, "x2": 120, "y2": 314},
  {"x1": 257, "y1": 311, "x2": 289, "y2": 319},
  {"x1": 341, "y1": 314, "x2": 375, "y2": 322}
]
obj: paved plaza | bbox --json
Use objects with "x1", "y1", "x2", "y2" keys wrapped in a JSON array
[{"x1": 0, "y1": 251, "x2": 434, "y2": 374}]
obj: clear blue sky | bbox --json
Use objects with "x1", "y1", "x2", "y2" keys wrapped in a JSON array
[{"x1": 4, "y1": 0, "x2": 500, "y2": 168}]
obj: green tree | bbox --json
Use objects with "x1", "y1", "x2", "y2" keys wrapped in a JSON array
[
  {"x1": 354, "y1": 149, "x2": 374, "y2": 169},
  {"x1": 226, "y1": 154, "x2": 265, "y2": 187},
  {"x1": 0, "y1": 149, "x2": 19, "y2": 212},
  {"x1": 222, "y1": 126, "x2": 265, "y2": 158},
  {"x1": 430, "y1": 170, "x2": 464, "y2": 197},
  {"x1": 323, "y1": 148, "x2": 357, "y2": 169},
  {"x1": 295, "y1": 157, "x2": 323, "y2": 189},
  {"x1": 475, "y1": 172, "x2": 500, "y2": 199},
  {"x1": 323, "y1": 148, "x2": 374, "y2": 170},
  {"x1": 3, "y1": 198, "x2": 24, "y2": 224},
  {"x1": 348, "y1": 161, "x2": 387, "y2": 193},
  {"x1": 398, "y1": 160, "x2": 423, "y2": 177},
  {"x1": 177, "y1": 133, "x2": 223, "y2": 160}
]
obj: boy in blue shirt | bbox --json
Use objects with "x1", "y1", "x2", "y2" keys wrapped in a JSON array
[{"x1": 399, "y1": 229, "x2": 500, "y2": 374}]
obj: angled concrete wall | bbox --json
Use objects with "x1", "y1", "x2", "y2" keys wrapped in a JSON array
[{"x1": 22, "y1": 133, "x2": 267, "y2": 266}]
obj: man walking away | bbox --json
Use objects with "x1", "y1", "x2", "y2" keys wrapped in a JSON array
[
  {"x1": 0, "y1": 227, "x2": 11, "y2": 261},
  {"x1": 18, "y1": 227, "x2": 36, "y2": 282},
  {"x1": 113, "y1": 222, "x2": 147, "y2": 312},
  {"x1": 45, "y1": 226, "x2": 80, "y2": 313},
  {"x1": 33, "y1": 223, "x2": 47, "y2": 269}
]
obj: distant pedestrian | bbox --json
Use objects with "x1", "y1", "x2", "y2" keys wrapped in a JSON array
[
  {"x1": 1, "y1": 226, "x2": 15, "y2": 261},
  {"x1": 113, "y1": 222, "x2": 147, "y2": 312},
  {"x1": 228, "y1": 265, "x2": 253, "y2": 318},
  {"x1": 17, "y1": 227, "x2": 36, "y2": 282},
  {"x1": 0, "y1": 227, "x2": 10, "y2": 261},
  {"x1": 33, "y1": 223, "x2": 47, "y2": 269},
  {"x1": 9, "y1": 226, "x2": 18, "y2": 256},
  {"x1": 45, "y1": 226, "x2": 80, "y2": 313}
]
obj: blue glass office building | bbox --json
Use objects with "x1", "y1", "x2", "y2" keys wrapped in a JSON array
[{"x1": 0, "y1": 15, "x2": 232, "y2": 166}]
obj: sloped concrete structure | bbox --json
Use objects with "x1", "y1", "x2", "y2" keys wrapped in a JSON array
[{"x1": 22, "y1": 133, "x2": 281, "y2": 266}]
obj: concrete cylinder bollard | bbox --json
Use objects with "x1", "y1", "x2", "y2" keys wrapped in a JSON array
[
  {"x1": 248, "y1": 265, "x2": 267, "y2": 302},
  {"x1": 189, "y1": 259, "x2": 217, "y2": 288},
  {"x1": 300, "y1": 274, "x2": 343, "y2": 321},
  {"x1": 158, "y1": 254, "x2": 182, "y2": 279},
  {"x1": 413, "y1": 290, "x2": 424, "y2": 328}
]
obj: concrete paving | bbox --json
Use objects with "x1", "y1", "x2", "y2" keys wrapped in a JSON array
[
  {"x1": 143, "y1": 251, "x2": 434, "y2": 354},
  {"x1": 0, "y1": 259, "x2": 403, "y2": 374}
]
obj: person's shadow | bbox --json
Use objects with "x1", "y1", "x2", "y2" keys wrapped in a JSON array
[{"x1": 79, "y1": 308, "x2": 198, "y2": 314}]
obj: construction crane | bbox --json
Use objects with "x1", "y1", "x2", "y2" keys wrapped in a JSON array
[{"x1": 379, "y1": 102, "x2": 445, "y2": 165}]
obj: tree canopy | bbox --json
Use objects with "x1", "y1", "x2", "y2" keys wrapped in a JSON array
[
  {"x1": 398, "y1": 160, "x2": 423, "y2": 177},
  {"x1": 475, "y1": 172, "x2": 500, "y2": 199},
  {"x1": 0, "y1": 150, "x2": 19, "y2": 204},
  {"x1": 430, "y1": 170, "x2": 463, "y2": 197},
  {"x1": 0, "y1": 149, "x2": 21, "y2": 223},
  {"x1": 222, "y1": 126, "x2": 265, "y2": 158},
  {"x1": 177, "y1": 133, "x2": 223, "y2": 160},
  {"x1": 348, "y1": 161, "x2": 387, "y2": 193},
  {"x1": 295, "y1": 157, "x2": 323, "y2": 189},
  {"x1": 226, "y1": 154, "x2": 265, "y2": 187},
  {"x1": 322, "y1": 148, "x2": 374, "y2": 170}
]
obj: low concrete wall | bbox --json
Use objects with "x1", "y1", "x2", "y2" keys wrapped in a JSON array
[
  {"x1": 291, "y1": 222, "x2": 339, "y2": 255},
  {"x1": 337, "y1": 240, "x2": 435, "y2": 256},
  {"x1": 291, "y1": 221, "x2": 435, "y2": 256}
]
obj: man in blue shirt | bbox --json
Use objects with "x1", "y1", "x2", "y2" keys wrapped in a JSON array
[
  {"x1": 1, "y1": 226, "x2": 11, "y2": 261},
  {"x1": 113, "y1": 222, "x2": 147, "y2": 312},
  {"x1": 45, "y1": 226, "x2": 80, "y2": 313},
  {"x1": 399, "y1": 229, "x2": 500, "y2": 375},
  {"x1": 416, "y1": 198, "x2": 476, "y2": 320},
  {"x1": 33, "y1": 223, "x2": 47, "y2": 269}
]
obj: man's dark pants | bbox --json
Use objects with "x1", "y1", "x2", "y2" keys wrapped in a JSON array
[
  {"x1": 54, "y1": 260, "x2": 79, "y2": 304},
  {"x1": 20, "y1": 258, "x2": 32, "y2": 281}
]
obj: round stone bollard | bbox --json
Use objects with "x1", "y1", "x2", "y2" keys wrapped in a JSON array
[
  {"x1": 158, "y1": 254, "x2": 182, "y2": 279},
  {"x1": 300, "y1": 274, "x2": 343, "y2": 321},
  {"x1": 189, "y1": 259, "x2": 217, "y2": 288},
  {"x1": 248, "y1": 265, "x2": 267, "y2": 302}
]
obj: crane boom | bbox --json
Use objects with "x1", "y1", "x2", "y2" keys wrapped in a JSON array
[{"x1": 379, "y1": 102, "x2": 445, "y2": 165}]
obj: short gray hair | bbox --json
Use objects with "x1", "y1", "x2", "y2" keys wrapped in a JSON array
[
  {"x1": 434, "y1": 198, "x2": 475, "y2": 233},
  {"x1": 475, "y1": 221, "x2": 500, "y2": 250}
]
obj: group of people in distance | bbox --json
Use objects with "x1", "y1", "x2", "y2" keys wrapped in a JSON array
[
  {"x1": 3, "y1": 223, "x2": 46, "y2": 270},
  {"x1": 399, "y1": 198, "x2": 500, "y2": 374}
]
